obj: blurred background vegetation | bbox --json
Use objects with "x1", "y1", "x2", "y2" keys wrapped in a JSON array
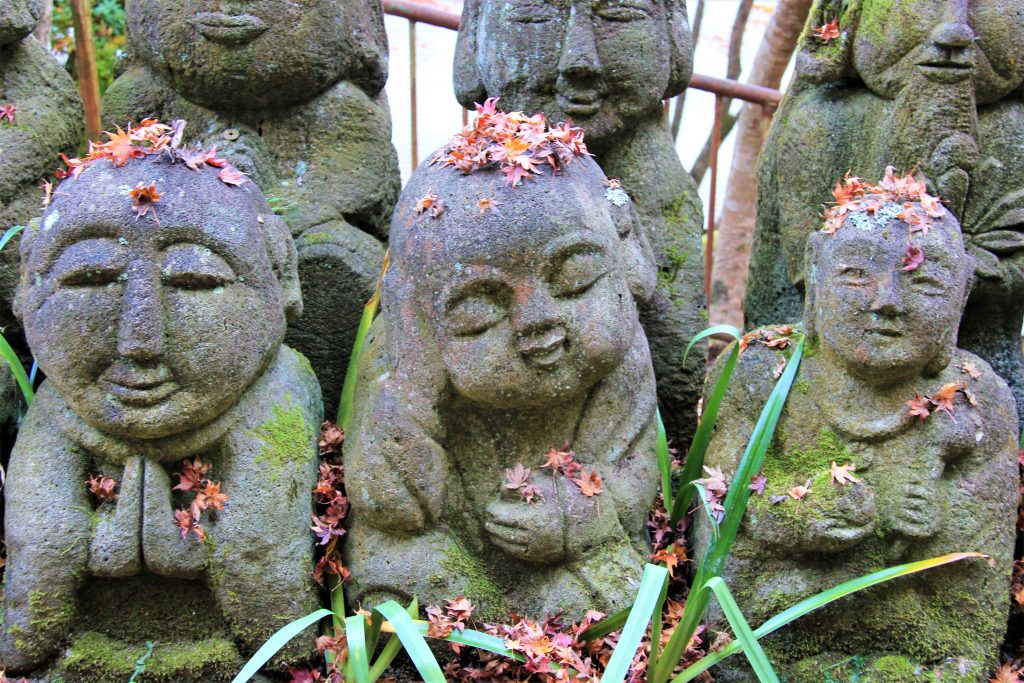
[{"x1": 45, "y1": 0, "x2": 125, "y2": 94}]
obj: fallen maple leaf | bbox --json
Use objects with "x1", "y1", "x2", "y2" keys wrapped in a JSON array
[
  {"x1": 319, "y1": 420, "x2": 345, "y2": 456},
  {"x1": 0, "y1": 105, "x2": 15, "y2": 124},
  {"x1": 901, "y1": 245, "x2": 924, "y2": 271},
  {"x1": 650, "y1": 544, "x2": 686, "y2": 577},
  {"x1": 174, "y1": 457, "x2": 211, "y2": 492},
  {"x1": 505, "y1": 463, "x2": 532, "y2": 490},
  {"x1": 788, "y1": 479, "x2": 812, "y2": 501},
  {"x1": 478, "y1": 197, "x2": 502, "y2": 214},
  {"x1": 990, "y1": 662, "x2": 1022, "y2": 683},
  {"x1": 218, "y1": 165, "x2": 249, "y2": 186},
  {"x1": 813, "y1": 19, "x2": 840, "y2": 43},
  {"x1": 748, "y1": 473, "x2": 768, "y2": 495},
  {"x1": 573, "y1": 469, "x2": 603, "y2": 497},
  {"x1": 87, "y1": 474, "x2": 118, "y2": 501},
  {"x1": 129, "y1": 181, "x2": 162, "y2": 221},
  {"x1": 907, "y1": 393, "x2": 931, "y2": 419},
  {"x1": 930, "y1": 382, "x2": 962, "y2": 417},
  {"x1": 416, "y1": 191, "x2": 440, "y2": 214},
  {"x1": 541, "y1": 444, "x2": 580, "y2": 478},
  {"x1": 520, "y1": 483, "x2": 544, "y2": 503},
  {"x1": 98, "y1": 126, "x2": 143, "y2": 167},
  {"x1": 829, "y1": 461, "x2": 861, "y2": 486},
  {"x1": 961, "y1": 361, "x2": 981, "y2": 380}
]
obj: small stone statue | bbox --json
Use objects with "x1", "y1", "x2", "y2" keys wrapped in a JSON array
[
  {"x1": 0, "y1": 0, "x2": 82, "y2": 327},
  {"x1": 1, "y1": 152, "x2": 322, "y2": 681},
  {"x1": 344, "y1": 112, "x2": 661, "y2": 619},
  {"x1": 698, "y1": 175, "x2": 1018, "y2": 681},
  {"x1": 747, "y1": 0, "x2": 1024, "y2": 424},
  {"x1": 454, "y1": 0, "x2": 706, "y2": 445},
  {"x1": 103, "y1": 0, "x2": 400, "y2": 419}
]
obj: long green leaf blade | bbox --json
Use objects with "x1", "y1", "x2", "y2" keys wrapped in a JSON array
[
  {"x1": 704, "y1": 578, "x2": 779, "y2": 683},
  {"x1": 579, "y1": 605, "x2": 631, "y2": 641},
  {"x1": 602, "y1": 564, "x2": 669, "y2": 683},
  {"x1": 671, "y1": 552, "x2": 986, "y2": 683},
  {"x1": 656, "y1": 409, "x2": 673, "y2": 512},
  {"x1": 671, "y1": 325, "x2": 742, "y2": 525},
  {"x1": 0, "y1": 333, "x2": 34, "y2": 407},
  {"x1": 346, "y1": 615, "x2": 371, "y2": 683},
  {"x1": 0, "y1": 225, "x2": 25, "y2": 253},
  {"x1": 338, "y1": 251, "x2": 388, "y2": 428},
  {"x1": 231, "y1": 609, "x2": 333, "y2": 683},
  {"x1": 374, "y1": 601, "x2": 445, "y2": 683},
  {"x1": 369, "y1": 597, "x2": 417, "y2": 682}
]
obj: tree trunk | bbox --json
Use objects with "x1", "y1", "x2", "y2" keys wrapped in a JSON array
[
  {"x1": 33, "y1": 0, "x2": 53, "y2": 46},
  {"x1": 709, "y1": 0, "x2": 813, "y2": 331}
]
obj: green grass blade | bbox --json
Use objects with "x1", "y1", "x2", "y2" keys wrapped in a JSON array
[
  {"x1": 338, "y1": 251, "x2": 388, "y2": 428},
  {"x1": 368, "y1": 598, "x2": 417, "y2": 682},
  {"x1": 437, "y1": 627, "x2": 526, "y2": 662},
  {"x1": 602, "y1": 564, "x2": 669, "y2": 683},
  {"x1": 653, "y1": 339, "x2": 804, "y2": 683},
  {"x1": 0, "y1": 333, "x2": 34, "y2": 407},
  {"x1": 704, "y1": 578, "x2": 779, "y2": 683},
  {"x1": 0, "y1": 225, "x2": 25, "y2": 253},
  {"x1": 656, "y1": 409, "x2": 673, "y2": 511},
  {"x1": 671, "y1": 325, "x2": 742, "y2": 525},
  {"x1": 374, "y1": 600, "x2": 446, "y2": 683},
  {"x1": 647, "y1": 564, "x2": 670, "y2": 675},
  {"x1": 690, "y1": 482, "x2": 719, "y2": 543},
  {"x1": 671, "y1": 552, "x2": 986, "y2": 683},
  {"x1": 231, "y1": 609, "x2": 333, "y2": 683},
  {"x1": 579, "y1": 605, "x2": 631, "y2": 641},
  {"x1": 345, "y1": 615, "x2": 371, "y2": 683},
  {"x1": 366, "y1": 609, "x2": 384, "y2": 659}
]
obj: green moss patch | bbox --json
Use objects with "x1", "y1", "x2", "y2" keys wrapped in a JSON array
[
  {"x1": 62, "y1": 631, "x2": 242, "y2": 683},
  {"x1": 249, "y1": 394, "x2": 315, "y2": 481}
]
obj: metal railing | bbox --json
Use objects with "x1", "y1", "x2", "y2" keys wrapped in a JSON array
[{"x1": 382, "y1": 0, "x2": 783, "y2": 303}]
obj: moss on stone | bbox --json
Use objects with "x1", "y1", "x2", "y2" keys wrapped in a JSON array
[
  {"x1": 62, "y1": 631, "x2": 242, "y2": 683},
  {"x1": 299, "y1": 231, "x2": 336, "y2": 246},
  {"x1": 440, "y1": 543, "x2": 507, "y2": 621},
  {"x1": 249, "y1": 394, "x2": 315, "y2": 481}
]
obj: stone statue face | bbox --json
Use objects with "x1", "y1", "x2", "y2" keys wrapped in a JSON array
[
  {"x1": 395, "y1": 165, "x2": 643, "y2": 410},
  {"x1": 19, "y1": 160, "x2": 295, "y2": 439},
  {"x1": 128, "y1": 0, "x2": 387, "y2": 110},
  {"x1": 0, "y1": 0, "x2": 41, "y2": 45},
  {"x1": 853, "y1": 0, "x2": 1024, "y2": 104},
  {"x1": 467, "y1": 0, "x2": 676, "y2": 143},
  {"x1": 810, "y1": 210, "x2": 970, "y2": 383}
]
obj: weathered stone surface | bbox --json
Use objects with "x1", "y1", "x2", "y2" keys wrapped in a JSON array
[
  {"x1": 344, "y1": 154, "x2": 661, "y2": 619},
  {"x1": 454, "y1": 0, "x2": 706, "y2": 445},
  {"x1": 747, "y1": 0, "x2": 1024, "y2": 423},
  {"x1": 103, "y1": 0, "x2": 399, "y2": 419},
  {"x1": 1, "y1": 155, "x2": 322, "y2": 680},
  {"x1": 698, "y1": 205, "x2": 1018, "y2": 681},
  {"x1": 0, "y1": 0, "x2": 83, "y2": 332}
]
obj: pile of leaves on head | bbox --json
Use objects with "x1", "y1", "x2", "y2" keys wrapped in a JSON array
[
  {"x1": 430, "y1": 98, "x2": 589, "y2": 187},
  {"x1": 823, "y1": 166, "x2": 946, "y2": 272}
]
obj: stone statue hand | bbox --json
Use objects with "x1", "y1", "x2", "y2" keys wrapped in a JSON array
[
  {"x1": 484, "y1": 478, "x2": 565, "y2": 564},
  {"x1": 752, "y1": 483, "x2": 876, "y2": 552}
]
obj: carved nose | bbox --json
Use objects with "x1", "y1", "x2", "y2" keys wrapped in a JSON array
[
  {"x1": 931, "y1": 21, "x2": 974, "y2": 49},
  {"x1": 512, "y1": 285, "x2": 563, "y2": 339},
  {"x1": 558, "y1": 7, "x2": 601, "y2": 78},
  {"x1": 869, "y1": 274, "x2": 904, "y2": 316},
  {"x1": 117, "y1": 264, "x2": 166, "y2": 361}
]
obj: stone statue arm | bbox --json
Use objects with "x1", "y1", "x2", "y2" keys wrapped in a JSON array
[
  {"x1": 0, "y1": 386, "x2": 91, "y2": 673},
  {"x1": 210, "y1": 346, "x2": 323, "y2": 663}
]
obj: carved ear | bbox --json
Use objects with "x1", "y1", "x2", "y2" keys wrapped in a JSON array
[
  {"x1": 454, "y1": 0, "x2": 487, "y2": 109},
  {"x1": 802, "y1": 231, "x2": 825, "y2": 341},
  {"x1": 345, "y1": 0, "x2": 389, "y2": 94},
  {"x1": 792, "y1": 0, "x2": 860, "y2": 89},
  {"x1": 612, "y1": 199, "x2": 657, "y2": 304},
  {"x1": 261, "y1": 214, "x2": 303, "y2": 324},
  {"x1": 663, "y1": 0, "x2": 695, "y2": 99},
  {"x1": 13, "y1": 218, "x2": 40, "y2": 323}
]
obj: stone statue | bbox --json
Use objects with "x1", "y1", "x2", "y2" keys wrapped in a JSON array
[
  {"x1": 698, "y1": 185, "x2": 1018, "y2": 680},
  {"x1": 1, "y1": 154, "x2": 322, "y2": 681},
  {"x1": 453, "y1": 0, "x2": 706, "y2": 445},
  {"x1": 344, "y1": 141, "x2": 661, "y2": 619},
  {"x1": 0, "y1": 0, "x2": 83, "y2": 329},
  {"x1": 103, "y1": 0, "x2": 400, "y2": 420},
  {"x1": 746, "y1": 0, "x2": 1024, "y2": 423}
]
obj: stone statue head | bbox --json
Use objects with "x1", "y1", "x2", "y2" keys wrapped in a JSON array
[
  {"x1": 0, "y1": 0, "x2": 40, "y2": 45},
  {"x1": 386, "y1": 154, "x2": 655, "y2": 410},
  {"x1": 453, "y1": 0, "x2": 693, "y2": 144},
  {"x1": 126, "y1": 0, "x2": 389, "y2": 111},
  {"x1": 15, "y1": 154, "x2": 300, "y2": 440},
  {"x1": 804, "y1": 202, "x2": 974, "y2": 385},
  {"x1": 795, "y1": 0, "x2": 1024, "y2": 105}
]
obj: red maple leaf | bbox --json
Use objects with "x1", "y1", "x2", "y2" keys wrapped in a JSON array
[
  {"x1": 813, "y1": 19, "x2": 840, "y2": 43},
  {"x1": 0, "y1": 105, "x2": 15, "y2": 123},
  {"x1": 906, "y1": 393, "x2": 931, "y2": 419},
  {"x1": 218, "y1": 166, "x2": 249, "y2": 186},
  {"x1": 901, "y1": 245, "x2": 924, "y2": 271}
]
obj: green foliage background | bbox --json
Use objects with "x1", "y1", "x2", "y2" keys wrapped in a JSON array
[{"x1": 50, "y1": 0, "x2": 126, "y2": 94}]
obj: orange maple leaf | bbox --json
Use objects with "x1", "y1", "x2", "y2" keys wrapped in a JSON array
[
  {"x1": 829, "y1": 461, "x2": 861, "y2": 486},
  {"x1": 218, "y1": 166, "x2": 249, "y2": 186},
  {"x1": 813, "y1": 19, "x2": 840, "y2": 43}
]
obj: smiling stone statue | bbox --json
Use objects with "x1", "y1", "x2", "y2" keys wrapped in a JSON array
[
  {"x1": 103, "y1": 0, "x2": 399, "y2": 419},
  {"x1": 0, "y1": 154, "x2": 322, "y2": 681},
  {"x1": 747, "y1": 0, "x2": 1024, "y2": 423},
  {"x1": 0, "y1": 0, "x2": 82, "y2": 330},
  {"x1": 698, "y1": 176, "x2": 1018, "y2": 681},
  {"x1": 343, "y1": 117, "x2": 661, "y2": 618},
  {"x1": 454, "y1": 0, "x2": 706, "y2": 444}
]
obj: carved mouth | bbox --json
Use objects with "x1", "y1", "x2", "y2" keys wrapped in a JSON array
[
  {"x1": 105, "y1": 380, "x2": 178, "y2": 407},
  {"x1": 521, "y1": 332, "x2": 568, "y2": 368},
  {"x1": 917, "y1": 61, "x2": 974, "y2": 82},
  {"x1": 193, "y1": 12, "x2": 268, "y2": 45},
  {"x1": 556, "y1": 92, "x2": 602, "y2": 117},
  {"x1": 102, "y1": 364, "x2": 177, "y2": 406},
  {"x1": 867, "y1": 327, "x2": 903, "y2": 338}
]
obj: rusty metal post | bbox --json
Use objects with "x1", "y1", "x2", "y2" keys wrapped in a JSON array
[
  {"x1": 705, "y1": 95, "x2": 723, "y2": 305},
  {"x1": 409, "y1": 20, "x2": 418, "y2": 168},
  {"x1": 70, "y1": 0, "x2": 101, "y2": 140}
]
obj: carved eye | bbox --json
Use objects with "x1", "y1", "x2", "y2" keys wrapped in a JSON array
[
  {"x1": 549, "y1": 248, "x2": 608, "y2": 297},
  {"x1": 505, "y1": 0, "x2": 561, "y2": 22},
  {"x1": 835, "y1": 266, "x2": 870, "y2": 287},
  {"x1": 910, "y1": 274, "x2": 947, "y2": 297},
  {"x1": 444, "y1": 281, "x2": 509, "y2": 336},
  {"x1": 594, "y1": 0, "x2": 653, "y2": 21},
  {"x1": 162, "y1": 243, "x2": 236, "y2": 290},
  {"x1": 52, "y1": 238, "x2": 126, "y2": 288}
]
